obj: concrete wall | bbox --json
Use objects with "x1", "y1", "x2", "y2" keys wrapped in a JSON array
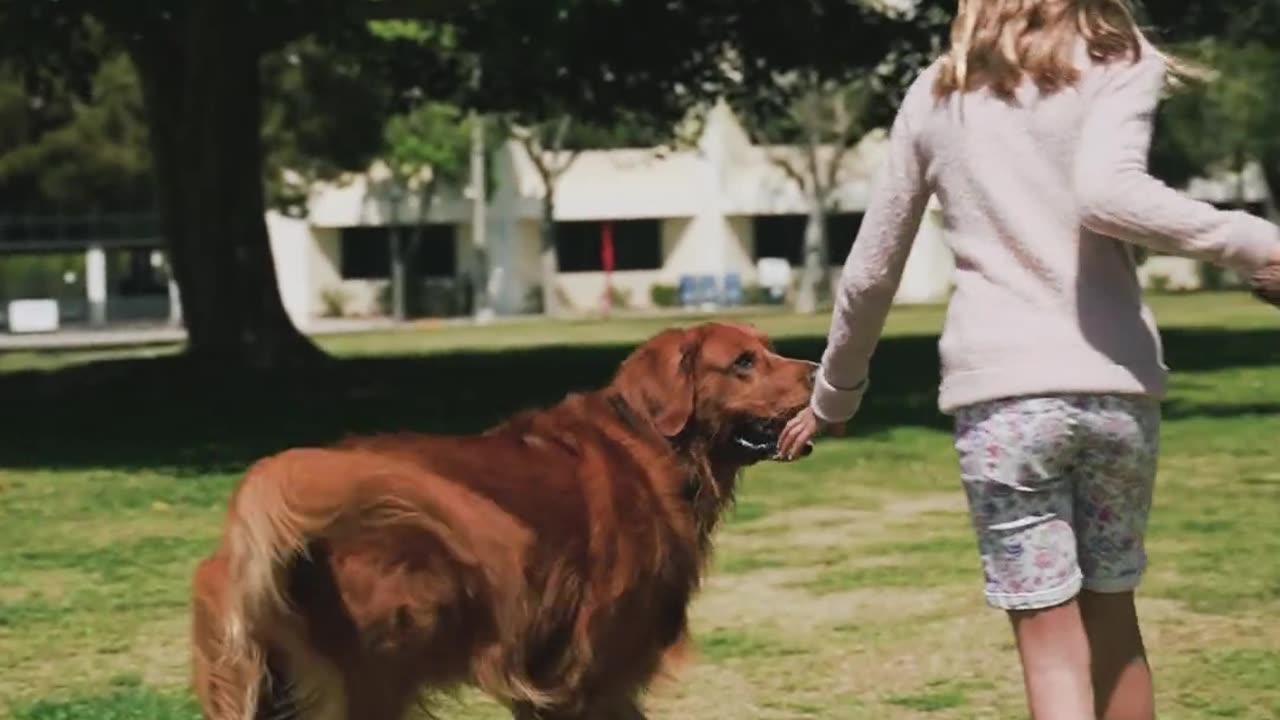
[
  {"x1": 557, "y1": 270, "x2": 665, "y2": 311},
  {"x1": 265, "y1": 212, "x2": 316, "y2": 329},
  {"x1": 302, "y1": 221, "x2": 474, "y2": 319},
  {"x1": 308, "y1": 226, "x2": 387, "y2": 319}
]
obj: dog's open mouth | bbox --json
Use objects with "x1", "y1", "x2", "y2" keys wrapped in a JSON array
[{"x1": 731, "y1": 416, "x2": 813, "y2": 461}]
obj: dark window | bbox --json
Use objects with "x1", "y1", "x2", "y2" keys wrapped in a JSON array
[
  {"x1": 339, "y1": 224, "x2": 457, "y2": 280},
  {"x1": 340, "y1": 227, "x2": 390, "y2": 279},
  {"x1": 753, "y1": 215, "x2": 805, "y2": 265},
  {"x1": 752, "y1": 212, "x2": 865, "y2": 266},
  {"x1": 826, "y1": 212, "x2": 864, "y2": 265},
  {"x1": 555, "y1": 219, "x2": 662, "y2": 273},
  {"x1": 409, "y1": 224, "x2": 458, "y2": 278},
  {"x1": 111, "y1": 247, "x2": 168, "y2": 296}
]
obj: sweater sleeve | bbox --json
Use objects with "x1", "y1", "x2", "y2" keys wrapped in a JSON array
[
  {"x1": 810, "y1": 93, "x2": 932, "y2": 424},
  {"x1": 1074, "y1": 51, "x2": 1280, "y2": 274}
]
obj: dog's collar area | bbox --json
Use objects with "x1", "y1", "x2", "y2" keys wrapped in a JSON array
[
  {"x1": 604, "y1": 394, "x2": 718, "y2": 512},
  {"x1": 606, "y1": 393, "x2": 646, "y2": 433}
]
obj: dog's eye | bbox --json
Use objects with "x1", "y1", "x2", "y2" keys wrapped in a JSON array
[{"x1": 733, "y1": 352, "x2": 755, "y2": 371}]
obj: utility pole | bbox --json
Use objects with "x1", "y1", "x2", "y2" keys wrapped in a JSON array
[
  {"x1": 470, "y1": 113, "x2": 494, "y2": 323},
  {"x1": 388, "y1": 186, "x2": 407, "y2": 323}
]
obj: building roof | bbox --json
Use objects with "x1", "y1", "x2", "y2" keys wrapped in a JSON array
[
  {"x1": 718, "y1": 130, "x2": 888, "y2": 216},
  {"x1": 300, "y1": 100, "x2": 904, "y2": 227},
  {"x1": 507, "y1": 145, "x2": 711, "y2": 221},
  {"x1": 301, "y1": 98, "x2": 1274, "y2": 229}
]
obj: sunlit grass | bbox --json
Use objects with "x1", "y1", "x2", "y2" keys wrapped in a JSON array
[{"x1": 2, "y1": 290, "x2": 1278, "y2": 718}]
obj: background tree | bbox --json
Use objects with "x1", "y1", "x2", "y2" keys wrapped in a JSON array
[
  {"x1": 1142, "y1": 1, "x2": 1280, "y2": 213},
  {"x1": 260, "y1": 35, "x2": 398, "y2": 218},
  {"x1": 1157, "y1": 42, "x2": 1280, "y2": 218},
  {"x1": 723, "y1": 0, "x2": 947, "y2": 313},
  {"x1": 0, "y1": 1, "x2": 463, "y2": 367},
  {"x1": 447, "y1": 1, "x2": 728, "y2": 318},
  {"x1": 382, "y1": 100, "x2": 473, "y2": 320},
  {"x1": 0, "y1": 47, "x2": 152, "y2": 214},
  {"x1": 1140, "y1": 0, "x2": 1280, "y2": 45},
  {"x1": 1, "y1": 0, "x2": 952, "y2": 359},
  {"x1": 507, "y1": 115, "x2": 578, "y2": 318},
  {"x1": 502, "y1": 113, "x2": 670, "y2": 317},
  {"x1": 739, "y1": 79, "x2": 874, "y2": 313}
]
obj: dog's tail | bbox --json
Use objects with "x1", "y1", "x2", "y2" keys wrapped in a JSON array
[
  {"x1": 212, "y1": 448, "x2": 380, "y2": 718},
  {"x1": 209, "y1": 447, "x2": 554, "y2": 717}
]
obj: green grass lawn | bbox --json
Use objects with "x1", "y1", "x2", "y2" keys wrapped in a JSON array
[{"x1": 2, "y1": 292, "x2": 1278, "y2": 718}]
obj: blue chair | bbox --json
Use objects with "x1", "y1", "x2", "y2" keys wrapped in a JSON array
[
  {"x1": 695, "y1": 275, "x2": 718, "y2": 306},
  {"x1": 678, "y1": 275, "x2": 698, "y2": 307},
  {"x1": 722, "y1": 273, "x2": 744, "y2": 307}
]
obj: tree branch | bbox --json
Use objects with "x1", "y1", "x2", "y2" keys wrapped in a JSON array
[
  {"x1": 513, "y1": 125, "x2": 579, "y2": 200},
  {"x1": 821, "y1": 83, "x2": 868, "y2": 202},
  {"x1": 546, "y1": 115, "x2": 580, "y2": 179},
  {"x1": 512, "y1": 128, "x2": 551, "y2": 186},
  {"x1": 821, "y1": 143, "x2": 856, "y2": 205},
  {"x1": 768, "y1": 149, "x2": 810, "y2": 196}
]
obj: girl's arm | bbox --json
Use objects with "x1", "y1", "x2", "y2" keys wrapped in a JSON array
[
  {"x1": 811, "y1": 102, "x2": 931, "y2": 425},
  {"x1": 1074, "y1": 49, "x2": 1280, "y2": 273}
]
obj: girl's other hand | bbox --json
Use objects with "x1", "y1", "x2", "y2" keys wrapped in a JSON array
[{"x1": 1250, "y1": 255, "x2": 1280, "y2": 308}]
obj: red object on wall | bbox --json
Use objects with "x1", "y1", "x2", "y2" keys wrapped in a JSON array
[
  {"x1": 601, "y1": 221, "x2": 615, "y2": 273},
  {"x1": 601, "y1": 221, "x2": 615, "y2": 315}
]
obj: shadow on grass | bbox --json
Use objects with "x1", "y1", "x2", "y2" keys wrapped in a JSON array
[{"x1": 0, "y1": 326, "x2": 1276, "y2": 474}]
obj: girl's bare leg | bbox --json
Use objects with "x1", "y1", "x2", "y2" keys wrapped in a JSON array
[{"x1": 1008, "y1": 598, "x2": 1094, "y2": 720}]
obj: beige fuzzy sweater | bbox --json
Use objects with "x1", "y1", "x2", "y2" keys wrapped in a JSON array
[{"x1": 811, "y1": 41, "x2": 1280, "y2": 422}]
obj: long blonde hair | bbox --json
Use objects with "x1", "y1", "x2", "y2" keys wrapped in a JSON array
[{"x1": 934, "y1": 0, "x2": 1173, "y2": 99}]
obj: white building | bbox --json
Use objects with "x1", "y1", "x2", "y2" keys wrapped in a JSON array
[
  {"x1": 266, "y1": 102, "x2": 954, "y2": 330},
  {"x1": 3, "y1": 102, "x2": 1269, "y2": 334}
]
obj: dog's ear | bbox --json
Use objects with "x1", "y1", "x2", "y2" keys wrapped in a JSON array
[{"x1": 615, "y1": 328, "x2": 697, "y2": 437}]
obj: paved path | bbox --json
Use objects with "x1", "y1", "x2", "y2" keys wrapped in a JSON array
[
  {"x1": 0, "y1": 318, "x2": 400, "y2": 352},
  {"x1": 0, "y1": 305, "x2": 776, "y2": 353}
]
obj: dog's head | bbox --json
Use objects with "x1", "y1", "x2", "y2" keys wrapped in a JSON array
[{"x1": 612, "y1": 322, "x2": 818, "y2": 466}]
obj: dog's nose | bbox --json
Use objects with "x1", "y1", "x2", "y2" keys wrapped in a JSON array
[{"x1": 805, "y1": 361, "x2": 819, "y2": 386}]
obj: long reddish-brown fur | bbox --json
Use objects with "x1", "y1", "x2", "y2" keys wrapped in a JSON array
[{"x1": 190, "y1": 322, "x2": 816, "y2": 719}]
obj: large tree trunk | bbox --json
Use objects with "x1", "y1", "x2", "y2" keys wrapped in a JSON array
[
  {"x1": 127, "y1": 0, "x2": 323, "y2": 368},
  {"x1": 1262, "y1": 155, "x2": 1280, "y2": 222},
  {"x1": 794, "y1": 198, "x2": 828, "y2": 314},
  {"x1": 539, "y1": 195, "x2": 561, "y2": 316}
]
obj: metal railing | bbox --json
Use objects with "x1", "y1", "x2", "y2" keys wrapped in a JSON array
[{"x1": 0, "y1": 213, "x2": 164, "y2": 251}]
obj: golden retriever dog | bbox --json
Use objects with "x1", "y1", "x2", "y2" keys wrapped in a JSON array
[{"x1": 190, "y1": 322, "x2": 818, "y2": 719}]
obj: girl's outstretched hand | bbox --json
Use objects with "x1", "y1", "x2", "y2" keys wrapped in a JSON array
[
  {"x1": 1251, "y1": 263, "x2": 1280, "y2": 309},
  {"x1": 777, "y1": 407, "x2": 840, "y2": 461}
]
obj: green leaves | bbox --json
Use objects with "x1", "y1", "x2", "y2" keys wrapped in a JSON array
[
  {"x1": 1160, "y1": 42, "x2": 1280, "y2": 174},
  {"x1": 0, "y1": 53, "x2": 151, "y2": 212},
  {"x1": 1148, "y1": 6, "x2": 1280, "y2": 214},
  {"x1": 0, "y1": 0, "x2": 954, "y2": 217},
  {"x1": 383, "y1": 101, "x2": 472, "y2": 192},
  {"x1": 260, "y1": 37, "x2": 395, "y2": 214},
  {"x1": 1142, "y1": 0, "x2": 1280, "y2": 46}
]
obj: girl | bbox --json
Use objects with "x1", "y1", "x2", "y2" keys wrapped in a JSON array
[{"x1": 777, "y1": 1, "x2": 1280, "y2": 718}]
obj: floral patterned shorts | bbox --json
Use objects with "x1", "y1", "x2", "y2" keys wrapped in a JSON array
[{"x1": 953, "y1": 394, "x2": 1160, "y2": 611}]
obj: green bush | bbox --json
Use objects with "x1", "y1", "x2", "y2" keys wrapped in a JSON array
[
  {"x1": 319, "y1": 286, "x2": 349, "y2": 317},
  {"x1": 608, "y1": 285, "x2": 631, "y2": 310},
  {"x1": 743, "y1": 284, "x2": 775, "y2": 306},
  {"x1": 1198, "y1": 262, "x2": 1226, "y2": 291},
  {"x1": 650, "y1": 284, "x2": 679, "y2": 308}
]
